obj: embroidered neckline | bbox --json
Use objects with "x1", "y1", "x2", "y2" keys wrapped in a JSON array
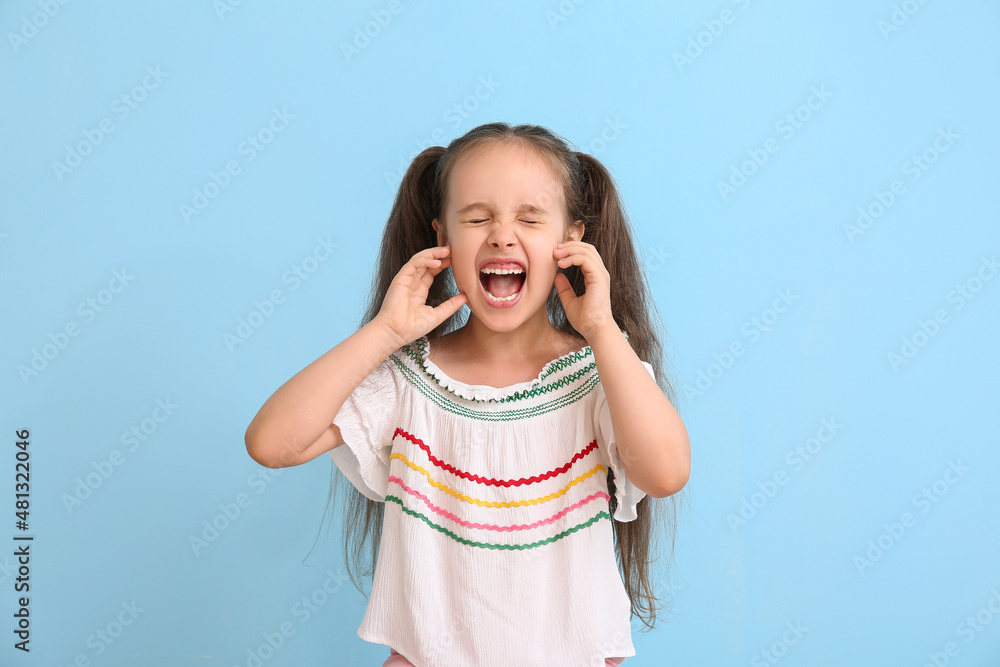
[{"x1": 404, "y1": 334, "x2": 599, "y2": 402}]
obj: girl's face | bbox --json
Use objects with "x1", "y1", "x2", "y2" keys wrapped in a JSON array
[{"x1": 432, "y1": 141, "x2": 583, "y2": 332}]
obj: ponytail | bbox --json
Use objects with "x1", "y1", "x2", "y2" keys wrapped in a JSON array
[
  {"x1": 568, "y1": 151, "x2": 679, "y2": 629},
  {"x1": 359, "y1": 146, "x2": 463, "y2": 340}
]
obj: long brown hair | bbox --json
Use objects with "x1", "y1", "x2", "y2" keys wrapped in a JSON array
[{"x1": 307, "y1": 122, "x2": 686, "y2": 630}]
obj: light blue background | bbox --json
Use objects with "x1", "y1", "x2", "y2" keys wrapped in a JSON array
[{"x1": 2, "y1": 1, "x2": 999, "y2": 665}]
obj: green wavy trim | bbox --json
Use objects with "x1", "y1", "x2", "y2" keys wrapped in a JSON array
[{"x1": 386, "y1": 494, "x2": 610, "y2": 550}]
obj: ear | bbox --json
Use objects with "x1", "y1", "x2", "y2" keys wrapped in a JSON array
[
  {"x1": 432, "y1": 218, "x2": 448, "y2": 246},
  {"x1": 565, "y1": 221, "x2": 585, "y2": 243}
]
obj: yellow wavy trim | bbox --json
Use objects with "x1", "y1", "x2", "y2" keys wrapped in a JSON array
[{"x1": 388, "y1": 453, "x2": 606, "y2": 508}]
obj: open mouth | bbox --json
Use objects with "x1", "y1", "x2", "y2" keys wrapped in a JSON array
[{"x1": 478, "y1": 265, "x2": 526, "y2": 306}]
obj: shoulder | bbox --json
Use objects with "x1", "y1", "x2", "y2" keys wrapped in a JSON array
[{"x1": 362, "y1": 345, "x2": 410, "y2": 392}]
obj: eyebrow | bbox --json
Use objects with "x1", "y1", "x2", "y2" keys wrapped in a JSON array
[{"x1": 455, "y1": 202, "x2": 549, "y2": 216}]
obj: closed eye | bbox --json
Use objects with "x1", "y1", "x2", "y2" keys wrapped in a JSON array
[{"x1": 465, "y1": 219, "x2": 540, "y2": 224}]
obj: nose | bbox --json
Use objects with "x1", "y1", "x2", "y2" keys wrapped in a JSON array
[{"x1": 487, "y1": 220, "x2": 516, "y2": 248}]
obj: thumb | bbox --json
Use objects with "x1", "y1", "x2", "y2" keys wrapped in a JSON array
[
  {"x1": 432, "y1": 292, "x2": 468, "y2": 325},
  {"x1": 553, "y1": 272, "x2": 576, "y2": 305}
]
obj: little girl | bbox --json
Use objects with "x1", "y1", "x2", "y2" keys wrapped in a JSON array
[{"x1": 246, "y1": 122, "x2": 690, "y2": 667}]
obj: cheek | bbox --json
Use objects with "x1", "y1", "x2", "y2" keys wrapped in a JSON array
[
  {"x1": 537, "y1": 266, "x2": 556, "y2": 288},
  {"x1": 452, "y1": 258, "x2": 479, "y2": 290},
  {"x1": 531, "y1": 248, "x2": 559, "y2": 280},
  {"x1": 448, "y1": 244, "x2": 476, "y2": 278}
]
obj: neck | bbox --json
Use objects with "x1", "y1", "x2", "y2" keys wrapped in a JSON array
[{"x1": 456, "y1": 309, "x2": 564, "y2": 362}]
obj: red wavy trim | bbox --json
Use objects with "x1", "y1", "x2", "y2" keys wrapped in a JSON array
[{"x1": 392, "y1": 427, "x2": 598, "y2": 488}]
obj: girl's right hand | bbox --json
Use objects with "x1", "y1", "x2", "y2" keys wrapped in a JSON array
[{"x1": 374, "y1": 245, "x2": 468, "y2": 349}]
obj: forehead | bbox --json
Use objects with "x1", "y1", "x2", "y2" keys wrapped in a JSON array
[{"x1": 445, "y1": 141, "x2": 567, "y2": 216}]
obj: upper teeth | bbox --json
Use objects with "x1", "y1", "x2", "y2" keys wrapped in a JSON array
[{"x1": 481, "y1": 267, "x2": 523, "y2": 275}]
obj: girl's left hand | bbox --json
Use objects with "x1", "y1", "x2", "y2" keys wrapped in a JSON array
[{"x1": 552, "y1": 241, "x2": 615, "y2": 341}]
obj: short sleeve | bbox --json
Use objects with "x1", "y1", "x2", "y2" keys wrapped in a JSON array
[
  {"x1": 328, "y1": 356, "x2": 399, "y2": 502},
  {"x1": 593, "y1": 360, "x2": 656, "y2": 522}
]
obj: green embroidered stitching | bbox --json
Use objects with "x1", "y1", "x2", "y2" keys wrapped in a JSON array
[
  {"x1": 391, "y1": 356, "x2": 600, "y2": 422},
  {"x1": 386, "y1": 494, "x2": 611, "y2": 550},
  {"x1": 403, "y1": 337, "x2": 597, "y2": 404},
  {"x1": 502, "y1": 365, "x2": 595, "y2": 402},
  {"x1": 416, "y1": 335, "x2": 594, "y2": 384}
]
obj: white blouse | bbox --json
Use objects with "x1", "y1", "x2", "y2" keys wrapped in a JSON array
[{"x1": 329, "y1": 333, "x2": 654, "y2": 667}]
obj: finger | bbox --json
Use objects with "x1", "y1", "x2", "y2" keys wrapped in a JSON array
[
  {"x1": 417, "y1": 249, "x2": 454, "y2": 273},
  {"x1": 556, "y1": 247, "x2": 606, "y2": 282},
  {"x1": 407, "y1": 246, "x2": 451, "y2": 272},
  {"x1": 418, "y1": 256, "x2": 453, "y2": 287},
  {"x1": 408, "y1": 255, "x2": 447, "y2": 278},
  {"x1": 403, "y1": 260, "x2": 432, "y2": 286},
  {"x1": 426, "y1": 245, "x2": 452, "y2": 258},
  {"x1": 554, "y1": 240, "x2": 592, "y2": 254},
  {"x1": 555, "y1": 249, "x2": 589, "y2": 271},
  {"x1": 400, "y1": 255, "x2": 436, "y2": 280},
  {"x1": 556, "y1": 242, "x2": 599, "y2": 259},
  {"x1": 411, "y1": 257, "x2": 442, "y2": 275}
]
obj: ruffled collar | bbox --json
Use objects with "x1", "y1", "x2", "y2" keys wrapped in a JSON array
[{"x1": 405, "y1": 334, "x2": 599, "y2": 402}]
